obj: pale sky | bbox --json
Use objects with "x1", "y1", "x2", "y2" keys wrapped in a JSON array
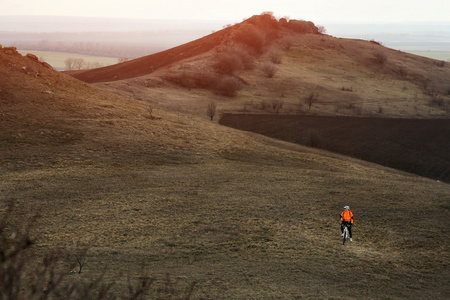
[{"x1": 1, "y1": 0, "x2": 449, "y2": 24}]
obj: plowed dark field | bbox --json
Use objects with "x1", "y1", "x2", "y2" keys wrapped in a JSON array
[{"x1": 220, "y1": 114, "x2": 450, "y2": 182}]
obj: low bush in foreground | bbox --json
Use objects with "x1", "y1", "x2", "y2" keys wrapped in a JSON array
[{"x1": 0, "y1": 209, "x2": 196, "y2": 299}]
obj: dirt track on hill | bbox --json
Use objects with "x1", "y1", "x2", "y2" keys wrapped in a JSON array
[
  {"x1": 220, "y1": 113, "x2": 450, "y2": 182},
  {"x1": 65, "y1": 27, "x2": 230, "y2": 83}
]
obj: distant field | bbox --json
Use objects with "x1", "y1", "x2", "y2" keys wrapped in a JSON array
[
  {"x1": 17, "y1": 50, "x2": 118, "y2": 70},
  {"x1": 220, "y1": 114, "x2": 450, "y2": 183},
  {"x1": 408, "y1": 51, "x2": 450, "y2": 61}
]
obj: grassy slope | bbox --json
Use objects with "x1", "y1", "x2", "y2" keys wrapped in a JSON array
[
  {"x1": 1, "y1": 35, "x2": 450, "y2": 299},
  {"x1": 89, "y1": 32, "x2": 450, "y2": 119}
]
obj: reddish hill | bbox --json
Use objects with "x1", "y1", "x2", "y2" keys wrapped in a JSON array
[
  {"x1": 66, "y1": 14, "x2": 319, "y2": 83},
  {"x1": 66, "y1": 27, "x2": 230, "y2": 83}
]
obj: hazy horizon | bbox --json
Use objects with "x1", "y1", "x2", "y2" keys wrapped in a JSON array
[{"x1": 1, "y1": 15, "x2": 449, "y2": 55}]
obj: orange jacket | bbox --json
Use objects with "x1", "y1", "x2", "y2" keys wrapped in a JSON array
[{"x1": 340, "y1": 210, "x2": 354, "y2": 223}]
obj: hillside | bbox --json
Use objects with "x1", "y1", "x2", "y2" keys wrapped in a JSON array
[
  {"x1": 1, "y1": 16, "x2": 450, "y2": 300},
  {"x1": 220, "y1": 114, "x2": 450, "y2": 182},
  {"x1": 68, "y1": 14, "x2": 450, "y2": 119}
]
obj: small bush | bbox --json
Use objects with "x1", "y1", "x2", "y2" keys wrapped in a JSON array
[
  {"x1": 287, "y1": 20, "x2": 318, "y2": 34},
  {"x1": 429, "y1": 96, "x2": 444, "y2": 107},
  {"x1": 435, "y1": 60, "x2": 445, "y2": 67},
  {"x1": 271, "y1": 99, "x2": 283, "y2": 113},
  {"x1": 317, "y1": 25, "x2": 327, "y2": 34},
  {"x1": 341, "y1": 86, "x2": 353, "y2": 92},
  {"x1": 369, "y1": 39, "x2": 383, "y2": 46},
  {"x1": 0, "y1": 209, "x2": 195, "y2": 299},
  {"x1": 261, "y1": 99, "x2": 269, "y2": 110},
  {"x1": 163, "y1": 71, "x2": 217, "y2": 90},
  {"x1": 213, "y1": 51, "x2": 244, "y2": 75},
  {"x1": 394, "y1": 65, "x2": 408, "y2": 78},
  {"x1": 213, "y1": 46, "x2": 255, "y2": 75},
  {"x1": 206, "y1": 101, "x2": 217, "y2": 120},
  {"x1": 216, "y1": 76, "x2": 241, "y2": 97},
  {"x1": 378, "y1": 105, "x2": 383, "y2": 114},
  {"x1": 268, "y1": 49, "x2": 282, "y2": 64},
  {"x1": 280, "y1": 37, "x2": 295, "y2": 51},
  {"x1": 374, "y1": 51, "x2": 387, "y2": 64},
  {"x1": 260, "y1": 61, "x2": 278, "y2": 78},
  {"x1": 304, "y1": 91, "x2": 319, "y2": 110},
  {"x1": 306, "y1": 129, "x2": 322, "y2": 147},
  {"x1": 234, "y1": 25, "x2": 265, "y2": 55}
]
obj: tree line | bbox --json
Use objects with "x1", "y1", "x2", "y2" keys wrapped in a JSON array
[{"x1": 64, "y1": 57, "x2": 128, "y2": 70}]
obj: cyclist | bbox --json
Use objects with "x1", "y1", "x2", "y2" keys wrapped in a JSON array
[{"x1": 340, "y1": 205, "x2": 354, "y2": 242}]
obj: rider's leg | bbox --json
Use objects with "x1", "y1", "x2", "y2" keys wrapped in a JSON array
[{"x1": 348, "y1": 224, "x2": 352, "y2": 238}]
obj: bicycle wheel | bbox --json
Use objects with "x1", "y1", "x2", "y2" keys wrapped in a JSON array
[{"x1": 343, "y1": 227, "x2": 348, "y2": 245}]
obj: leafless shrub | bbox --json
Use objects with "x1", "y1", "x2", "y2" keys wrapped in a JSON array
[
  {"x1": 147, "y1": 105, "x2": 154, "y2": 119},
  {"x1": 206, "y1": 101, "x2": 217, "y2": 120},
  {"x1": 163, "y1": 71, "x2": 216, "y2": 90},
  {"x1": 0, "y1": 209, "x2": 195, "y2": 299},
  {"x1": 393, "y1": 65, "x2": 408, "y2": 78},
  {"x1": 64, "y1": 57, "x2": 76, "y2": 70},
  {"x1": 287, "y1": 20, "x2": 318, "y2": 34},
  {"x1": 429, "y1": 95, "x2": 444, "y2": 107},
  {"x1": 271, "y1": 99, "x2": 283, "y2": 113},
  {"x1": 280, "y1": 37, "x2": 295, "y2": 51},
  {"x1": 213, "y1": 51, "x2": 244, "y2": 75},
  {"x1": 261, "y1": 99, "x2": 269, "y2": 110},
  {"x1": 260, "y1": 61, "x2": 278, "y2": 78},
  {"x1": 70, "y1": 240, "x2": 88, "y2": 274},
  {"x1": 304, "y1": 91, "x2": 319, "y2": 110},
  {"x1": 268, "y1": 49, "x2": 282, "y2": 64},
  {"x1": 85, "y1": 61, "x2": 103, "y2": 69},
  {"x1": 73, "y1": 58, "x2": 86, "y2": 70},
  {"x1": 216, "y1": 76, "x2": 241, "y2": 97},
  {"x1": 435, "y1": 60, "x2": 445, "y2": 67},
  {"x1": 317, "y1": 25, "x2": 327, "y2": 34},
  {"x1": 306, "y1": 129, "x2": 322, "y2": 147},
  {"x1": 378, "y1": 105, "x2": 383, "y2": 114},
  {"x1": 374, "y1": 51, "x2": 387, "y2": 64},
  {"x1": 341, "y1": 86, "x2": 353, "y2": 92},
  {"x1": 369, "y1": 39, "x2": 383, "y2": 46}
]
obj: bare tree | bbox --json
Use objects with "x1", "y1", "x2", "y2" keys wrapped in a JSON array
[
  {"x1": 85, "y1": 61, "x2": 103, "y2": 69},
  {"x1": 64, "y1": 57, "x2": 76, "y2": 70},
  {"x1": 73, "y1": 58, "x2": 86, "y2": 70},
  {"x1": 317, "y1": 25, "x2": 327, "y2": 34},
  {"x1": 70, "y1": 240, "x2": 89, "y2": 274},
  {"x1": 206, "y1": 101, "x2": 217, "y2": 120},
  {"x1": 117, "y1": 57, "x2": 129, "y2": 63},
  {"x1": 305, "y1": 91, "x2": 319, "y2": 110}
]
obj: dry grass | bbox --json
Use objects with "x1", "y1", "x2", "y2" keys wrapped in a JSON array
[
  {"x1": 92, "y1": 32, "x2": 450, "y2": 119},
  {"x1": 1, "y1": 29, "x2": 450, "y2": 299}
]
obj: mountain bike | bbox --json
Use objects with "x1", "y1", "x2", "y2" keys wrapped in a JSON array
[{"x1": 342, "y1": 222, "x2": 350, "y2": 245}]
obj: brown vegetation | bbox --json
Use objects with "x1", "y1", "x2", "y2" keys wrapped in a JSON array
[{"x1": 1, "y1": 14, "x2": 450, "y2": 299}]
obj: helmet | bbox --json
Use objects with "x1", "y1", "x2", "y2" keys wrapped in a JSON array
[{"x1": 344, "y1": 206, "x2": 350, "y2": 209}]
